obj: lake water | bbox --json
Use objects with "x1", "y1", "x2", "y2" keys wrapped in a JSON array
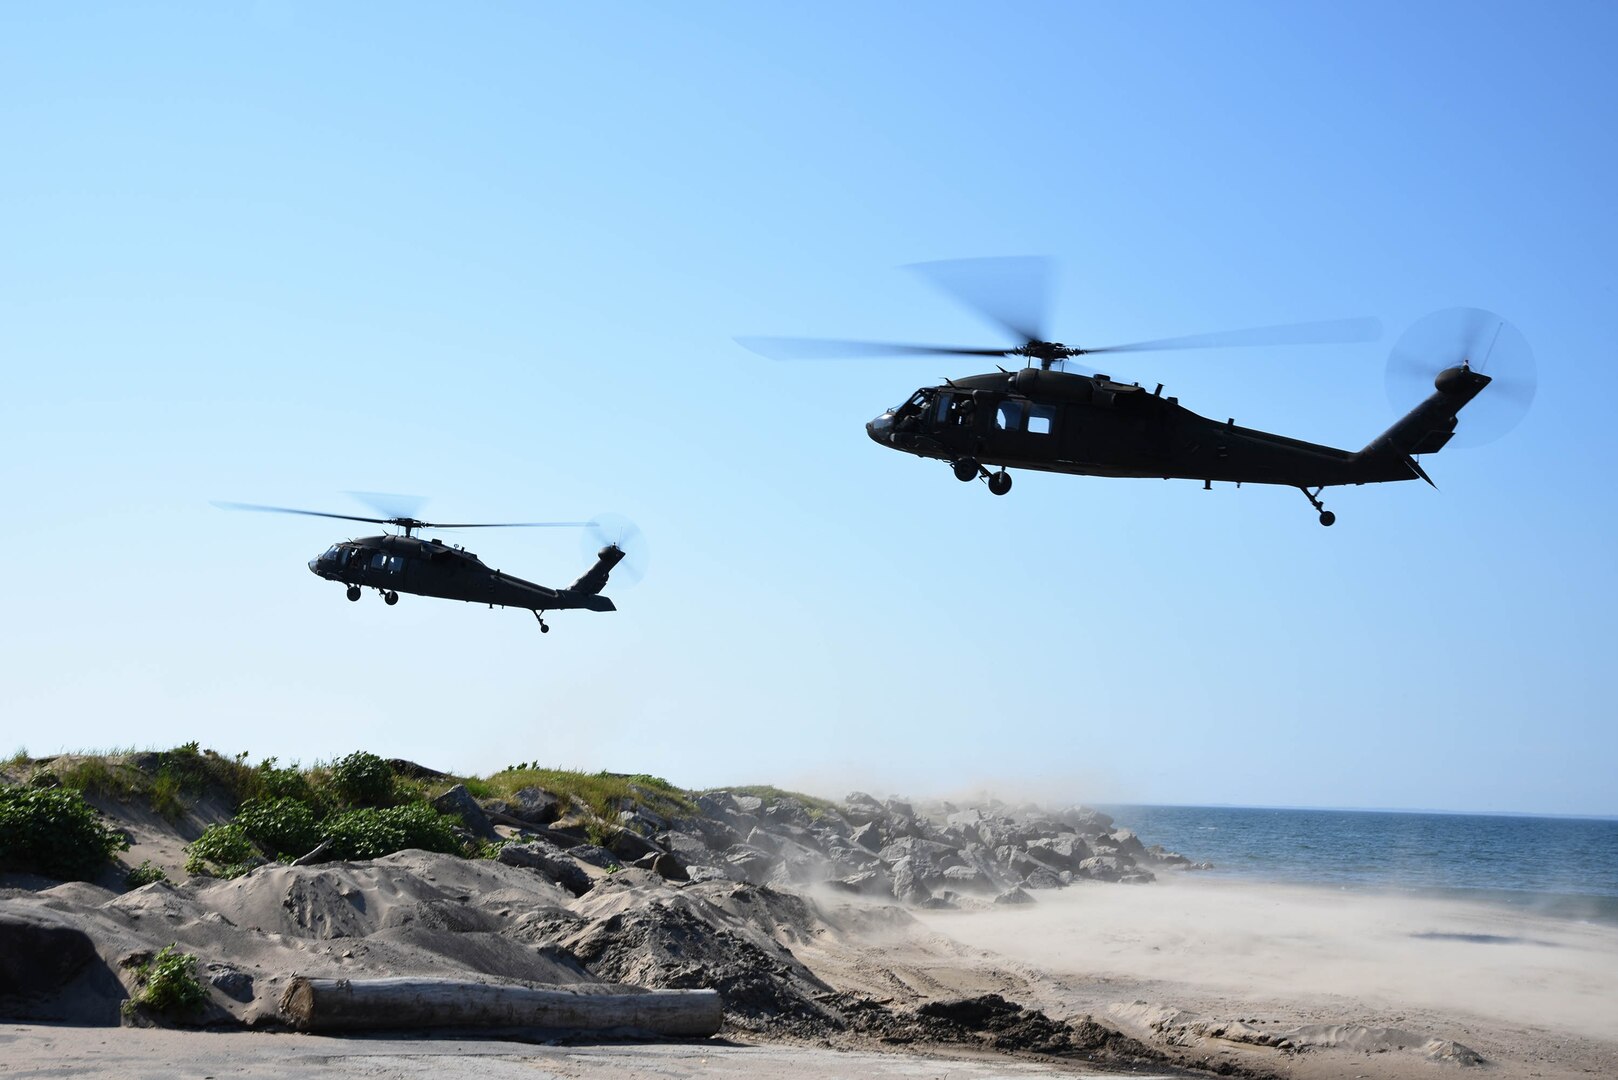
[{"x1": 1104, "y1": 804, "x2": 1618, "y2": 925}]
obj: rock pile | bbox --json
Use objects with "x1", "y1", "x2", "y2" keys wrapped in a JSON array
[{"x1": 501, "y1": 790, "x2": 1209, "y2": 909}]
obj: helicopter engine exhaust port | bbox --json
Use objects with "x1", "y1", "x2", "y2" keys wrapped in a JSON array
[{"x1": 346, "y1": 586, "x2": 362, "y2": 602}]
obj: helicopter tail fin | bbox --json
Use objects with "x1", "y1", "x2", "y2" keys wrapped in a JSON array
[{"x1": 1360, "y1": 365, "x2": 1491, "y2": 463}]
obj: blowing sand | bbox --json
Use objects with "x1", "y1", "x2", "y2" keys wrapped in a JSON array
[{"x1": 908, "y1": 875, "x2": 1618, "y2": 1079}]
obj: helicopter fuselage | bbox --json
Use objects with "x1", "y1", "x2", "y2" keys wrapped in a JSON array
[
  {"x1": 307, "y1": 532, "x2": 618, "y2": 614},
  {"x1": 865, "y1": 365, "x2": 1488, "y2": 493}
]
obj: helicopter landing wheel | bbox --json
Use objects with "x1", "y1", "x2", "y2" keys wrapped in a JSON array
[
  {"x1": 346, "y1": 586, "x2": 362, "y2": 602},
  {"x1": 1299, "y1": 485, "x2": 1336, "y2": 526},
  {"x1": 533, "y1": 610, "x2": 550, "y2": 633},
  {"x1": 953, "y1": 458, "x2": 979, "y2": 482},
  {"x1": 384, "y1": 590, "x2": 399, "y2": 606},
  {"x1": 988, "y1": 470, "x2": 1012, "y2": 496}
]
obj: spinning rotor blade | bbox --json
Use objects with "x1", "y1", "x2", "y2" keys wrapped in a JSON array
[
  {"x1": 212, "y1": 501, "x2": 400, "y2": 527},
  {"x1": 214, "y1": 502, "x2": 592, "y2": 532},
  {"x1": 1084, "y1": 316, "x2": 1383, "y2": 355},
  {"x1": 429, "y1": 521, "x2": 595, "y2": 529},
  {"x1": 1385, "y1": 306, "x2": 1535, "y2": 447},
  {"x1": 735, "y1": 336, "x2": 1010, "y2": 360},
  {"x1": 345, "y1": 490, "x2": 427, "y2": 522},
  {"x1": 582, "y1": 512, "x2": 649, "y2": 587},
  {"x1": 906, "y1": 256, "x2": 1053, "y2": 344}
]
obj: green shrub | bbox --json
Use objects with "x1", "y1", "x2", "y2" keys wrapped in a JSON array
[
  {"x1": 234, "y1": 797, "x2": 321, "y2": 860},
  {"x1": 125, "y1": 860, "x2": 170, "y2": 888},
  {"x1": 123, "y1": 945, "x2": 207, "y2": 1017},
  {"x1": 148, "y1": 771, "x2": 185, "y2": 820},
  {"x1": 325, "y1": 803, "x2": 464, "y2": 861},
  {"x1": 58, "y1": 758, "x2": 142, "y2": 800},
  {"x1": 0, "y1": 784, "x2": 129, "y2": 880},
  {"x1": 252, "y1": 758, "x2": 320, "y2": 806},
  {"x1": 329, "y1": 751, "x2": 395, "y2": 808},
  {"x1": 184, "y1": 823, "x2": 257, "y2": 879}
]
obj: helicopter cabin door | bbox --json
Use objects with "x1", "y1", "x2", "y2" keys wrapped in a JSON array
[
  {"x1": 986, "y1": 395, "x2": 1059, "y2": 465},
  {"x1": 364, "y1": 549, "x2": 408, "y2": 589}
]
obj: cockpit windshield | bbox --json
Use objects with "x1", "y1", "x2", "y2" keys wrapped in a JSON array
[{"x1": 897, "y1": 389, "x2": 933, "y2": 415}]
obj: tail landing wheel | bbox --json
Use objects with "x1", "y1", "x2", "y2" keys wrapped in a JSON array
[
  {"x1": 533, "y1": 611, "x2": 550, "y2": 634},
  {"x1": 1300, "y1": 487, "x2": 1336, "y2": 527}
]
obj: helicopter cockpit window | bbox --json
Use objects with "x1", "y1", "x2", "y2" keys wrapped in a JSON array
[
  {"x1": 322, "y1": 545, "x2": 342, "y2": 561},
  {"x1": 995, "y1": 399, "x2": 1025, "y2": 431},
  {"x1": 934, "y1": 392, "x2": 954, "y2": 425},
  {"x1": 1027, "y1": 403, "x2": 1056, "y2": 435}
]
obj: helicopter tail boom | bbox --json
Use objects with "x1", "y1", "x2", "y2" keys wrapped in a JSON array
[
  {"x1": 566, "y1": 544, "x2": 627, "y2": 597},
  {"x1": 1358, "y1": 364, "x2": 1491, "y2": 468}
]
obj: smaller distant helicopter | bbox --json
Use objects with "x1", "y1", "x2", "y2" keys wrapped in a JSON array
[{"x1": 215, "y1": 501, "x2": 642, "y2": 633}]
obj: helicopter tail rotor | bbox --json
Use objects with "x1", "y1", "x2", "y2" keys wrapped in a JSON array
[
  {"x1": 1384, "y1": 307, "x2": 1535, "y2": 448},
  {"x1": 577, "y1": 512, "x2": 649, "y2": 589}
]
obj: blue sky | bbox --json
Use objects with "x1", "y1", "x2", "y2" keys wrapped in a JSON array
[{"x1": 3, "y1": 3, "x2": 1614, "y2": 815}]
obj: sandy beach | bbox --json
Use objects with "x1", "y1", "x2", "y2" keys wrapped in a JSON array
[
  {"x1": 6, "y1": 771, "x2": 1617, "y2": 1080},
  {"x1": 909, "y1": 876, "x2": 1618, "y2": 1079},
  {"x1": 7, "y1": 874, "x2": 1617, "y2": 1080}
]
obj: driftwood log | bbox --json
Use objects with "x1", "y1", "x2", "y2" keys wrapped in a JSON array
[{"x1": 279, "y1": 976, "x2": 722, "y2": 1036}]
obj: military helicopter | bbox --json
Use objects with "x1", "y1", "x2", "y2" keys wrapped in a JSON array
[
  {"x1": 215, "y1": 500, "x2": 643, "y2": 632},
  {"x1": 740, "y1": 258, "x2": 1533, "y2": 525}
]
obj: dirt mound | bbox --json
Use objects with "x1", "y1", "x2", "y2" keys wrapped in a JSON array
[{"x1": 547, "y1": 875, "x2": 840, "y2": 1034}]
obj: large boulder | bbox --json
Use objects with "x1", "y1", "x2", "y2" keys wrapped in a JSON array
[
  {"x1": 497, "y1": 840, "x2": 593, "y2": 896},
  {"x1": 0, "y1": 913, "x2": 96, "y2": 997},
  {"x1": 511, "y1": 786, "x2": 563, "y2": 829},
  {"x1": 604, "y1": 827, "x2": 662, "y2": 863},
  {"x1": 1078, "y1": 855, "x2": 1125, "y2": 882},
  {"x1": 876, "y1": 837, "x2": 962, "y2": 873},
  {"x1": 850, "y1": 821, "x2": 883, "y2": 852},
  {"x1": 890, "y1": 855, "x2": 933, "y2": 905},
  {"x1": 631, "y1": 851, "x2": 691, "y2": 882},
  {"x1": 1025, "y1": 834, "x2": 1092, "y2": 870},
  {"x1": 842, "y1": 792, "x2": 887, "y2": 826},
  {"x1": 431, "y1": 784, "x2": 500, "y2": 841}
]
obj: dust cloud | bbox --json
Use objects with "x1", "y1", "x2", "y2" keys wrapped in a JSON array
[{"x1": 913, "y1": 874, "x2": 1618, "y2": 1038}]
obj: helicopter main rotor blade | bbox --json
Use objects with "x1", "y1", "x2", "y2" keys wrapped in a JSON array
[
  {"x1": 427, "y1": 521, "x2": 595, "y2": 530},
  {"x1": 212, "y1": 501, "x2": 399, "y2": 526},
  {"x1": 736, "y1": 336, "x2": 1011, "y2": 360},
  {"x1": 1084, "y1": 316, "x2": 1383, "y2": 355},
  {"x1": 214, "y1": 502, "x2": 594, "y2": 532},
  {"x1": 906, "y1": 256, "x2": 1053, "y2": 344}
]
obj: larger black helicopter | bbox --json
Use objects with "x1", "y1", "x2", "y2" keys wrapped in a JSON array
[
  {"x1": 740, "y1": 258, "x2": 1533, "y2": 525},
  {"x1": 215, "y1": 501, "x2": 640, "y2": 632}
]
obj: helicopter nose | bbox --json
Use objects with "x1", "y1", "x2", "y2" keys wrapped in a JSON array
[
  {"x1": 307, "y1": 557, "x2": 321, "y2": 575},
  {"x1": 867, "y1": 411, "x2": 894, "y2": 445}
]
